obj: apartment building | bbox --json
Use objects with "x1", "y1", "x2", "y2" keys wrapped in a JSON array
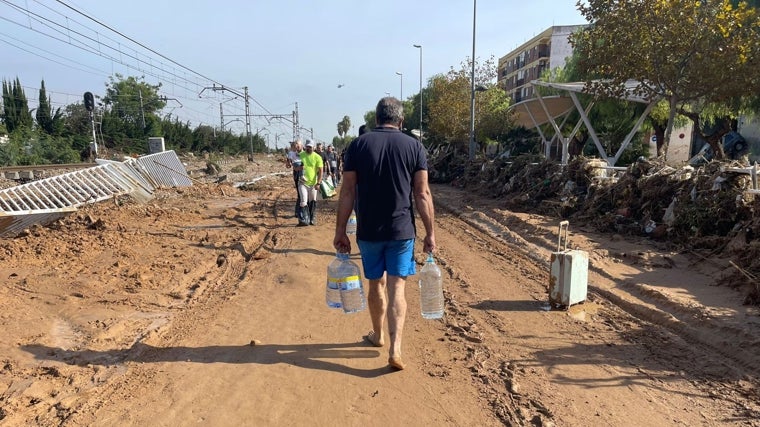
[{"x1": 497, "y1": 25, "x2": 587, "y2": 103}]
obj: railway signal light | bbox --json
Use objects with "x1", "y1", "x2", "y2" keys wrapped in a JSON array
[{"x1": 84, "y1": 92, "x2": 94, "y2": 112}]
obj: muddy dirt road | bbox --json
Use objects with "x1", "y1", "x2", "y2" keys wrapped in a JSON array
[{"x1": 1, "y1": 155, "x2": 758, "y2": 426}]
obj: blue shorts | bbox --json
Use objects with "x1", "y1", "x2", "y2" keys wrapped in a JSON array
[{"x1": 357, "y1": 239, "x2": 416, "y2": 280}]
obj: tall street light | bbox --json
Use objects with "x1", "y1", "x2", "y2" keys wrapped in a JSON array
[
  {"x1": 395, "y1": 72, "x2": 403, "y2": 100},
  {"x1": 468, "y1": 0, "x2": 477, "y2": 161},
  {"x1": 413, "y1": 44, "x2": 423, "y2": 142}
]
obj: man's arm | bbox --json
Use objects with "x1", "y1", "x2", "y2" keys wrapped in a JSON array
[
  {"x1": 333, "y1": 170, "x2": 357, "y2": 253},
  {"x1": 413, "y1": 170, "x2": 436, "y2": 254}
]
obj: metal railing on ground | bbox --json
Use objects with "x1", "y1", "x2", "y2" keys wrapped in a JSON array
[{"x1": 0, "y1": 151, "x2": 190, "y2": 237}]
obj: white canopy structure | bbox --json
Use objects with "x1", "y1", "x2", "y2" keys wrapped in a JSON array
[{"x1": 510, "y1": 80, "x2": 659, "y2": 166}]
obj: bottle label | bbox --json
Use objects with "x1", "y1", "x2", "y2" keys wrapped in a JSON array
[{"x1": 330, "y1": 275, "x2": 361, "y2": 290}]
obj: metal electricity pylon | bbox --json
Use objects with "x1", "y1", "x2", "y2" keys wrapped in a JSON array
[{"x1": 199, "y1": 84, "x2": 254, "y2": 160}]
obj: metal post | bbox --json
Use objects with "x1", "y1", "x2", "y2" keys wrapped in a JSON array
[
  {"x1": 220, "y1": 103, "x2": 224, "y2": 132},
  {"x1": 414, "y1": 44, "x2": 423, "y2": 141},
  {"x1": 89, "y1": 111, "x2": 98, "y2": 157},
  {"x1": 396, "y1": 72, "x2": 403, "y2": 100},
  {"x1": 468, "y1": 0, "x2": 477, "y2": 161},
  {"x1": 244, "y1": 86, "x2": 253, "y2": 160},
  {"x1": 294, "y1": 102, "x2": 300, "y2": 140}
]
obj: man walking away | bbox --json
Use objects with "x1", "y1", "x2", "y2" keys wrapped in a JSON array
[
  {"x1": 315, "y1": 142, "x2": 332, "y2": 178},
  {"x1": 298, "y1": 139, "x2": 324, "y2": 226},
  {"x1": 326, "y1": 145, "x2": 339, "y2": 185},
  {"x1": 333, "y1": 97, "x2": 436, "y2": 370}
]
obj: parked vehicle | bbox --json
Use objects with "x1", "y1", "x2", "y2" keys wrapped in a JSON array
[{"x1": 689, "y1": 131, "x2": 747, "y2": 165}]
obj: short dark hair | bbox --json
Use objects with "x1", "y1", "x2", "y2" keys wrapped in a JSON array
[
  {"x1": 376, "y1": 97, "x2": 403, "y2": 126},
  {"x1": 358, "y1": 124, "x2": 367, "y2": 135}
]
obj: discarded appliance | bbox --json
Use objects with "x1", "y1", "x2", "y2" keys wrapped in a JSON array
[{"x1": 549, "y1": 220, "x2": 588, "y2": 308}]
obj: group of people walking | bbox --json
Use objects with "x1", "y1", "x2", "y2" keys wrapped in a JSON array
[
  {"x1": 284, "y1": 97, "x2": 437, "y2": 371},
  {"x1": 285, "y1": 139, "x2": 342, "y2": 226}
]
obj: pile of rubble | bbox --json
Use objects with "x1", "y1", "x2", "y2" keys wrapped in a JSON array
[{"x1": 430, "y1": 151, "x2": 760, "y2": 303}]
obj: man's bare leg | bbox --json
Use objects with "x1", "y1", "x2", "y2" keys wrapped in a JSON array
[
  {"x1": 366, "y1": 276, "x2": 387, "y2": 347},
  {"x1": 386, "y1": 275, "x2": 407, "y2": 370}
]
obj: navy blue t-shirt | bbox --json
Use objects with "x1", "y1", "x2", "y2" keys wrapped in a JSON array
[{"x1": 343, "y1": 127, "x2": 427, "y2": 241}]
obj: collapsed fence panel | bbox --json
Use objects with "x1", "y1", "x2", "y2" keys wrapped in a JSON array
[
  {"x1": 129, "y1": 150, "x2": 193, "y2": 188},
  {"x1": 0, "y1": 150, "x2": 190, "y2": 237}
]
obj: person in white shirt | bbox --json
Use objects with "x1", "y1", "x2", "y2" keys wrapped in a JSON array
[{"x1": 285, "y1": 140, "x2": 304, "y2": 218}]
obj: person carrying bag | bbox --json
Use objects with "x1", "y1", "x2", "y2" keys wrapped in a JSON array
[{"x1": 320, "y1": 177, "x2": 336, "y2": 199}]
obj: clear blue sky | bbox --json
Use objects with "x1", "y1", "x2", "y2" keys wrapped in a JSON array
[{"x1": 0, "y1": 0, "x2": 586, "y2": 150}]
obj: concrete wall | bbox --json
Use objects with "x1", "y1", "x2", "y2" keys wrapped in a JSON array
[
  {"x1": 549, "y1": 27, "x2": 581, "y2": 70},
  {"x1": 646, "y1": 122, "x2": 694, "y2": 164}
]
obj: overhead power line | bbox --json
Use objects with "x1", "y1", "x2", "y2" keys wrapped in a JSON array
[
  {"x1": 53, "y1": 0, "x2": 222, "y2": 87},
  {"x1": 0, "y1": 1, "x2": 206, "y2": 95},
  {"x1": 0, "y1": 0, "x2": 291, "y2": 136}
]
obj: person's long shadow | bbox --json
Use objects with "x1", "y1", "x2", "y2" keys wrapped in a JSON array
[{"x1": 22, "y1": 340, "x2": 391, "y2": 378}]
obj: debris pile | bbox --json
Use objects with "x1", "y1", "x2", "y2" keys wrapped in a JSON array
[{"x1": 430, "y1": 151, "x2": 760, "y2": 303}]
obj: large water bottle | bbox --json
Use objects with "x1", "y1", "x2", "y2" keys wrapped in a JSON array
[
  {"x1": 346, "y1": 211, "x2": 357, "y2": 235},
  {"x1": 336, "y1": 254, "x2": 366, "y2": 313},
  {"x1": 326, "y1": 252, "x2": 366, "y2": 313},
  {"x1": 418, "y1": 253, "x2": 444, "y2": 319},
  {"x1": 326, "y1": 253, "x2": 349, "y2": 308}
]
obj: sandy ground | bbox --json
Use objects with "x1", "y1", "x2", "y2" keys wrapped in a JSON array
[{"x1": 0, "y1": 154, "x2": 759, "y2": 426}]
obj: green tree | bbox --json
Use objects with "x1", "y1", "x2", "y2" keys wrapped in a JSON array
[
  {"x1": 0, "y1": 132, "x2": 25, "y2": 166},
  {"x1": 337, "y1": 115, "x2": 351, "y2": 138},
  {"x1": 331, "y1": 135, "x2": 354, "y2": 151},
  {"x1": 363, "y1": 110, "x2": 376, "y2": 129},
  {"x1": 2, "y1": 78, "x2": 34, "y2": 133},
  {"x1": 572, "y1": 0, "x2": 760, "y2": 158},
  {"x1": 473, "y1": 85, "x2": 512, "y2": 152},
  {"x1": 60, "y1": 102, "x2": 92, "y2": 156},
  {"x1": 425, "y1": 56, "x2": 510, "y2": 153},
  {"x1": 405, "y1": 86, "x2": 433, "y2": 139},
  {"x1": 35, "y1": 80, "x2": 64, "y2": 135},
  {"x1": 160, "y1": 116, "x2": 194, "y2": 152},
  {"x1": 191, "y1": 124, "x2": 217, "y2": 153},
  {"x1": 100, "y1": 74, "x2": 166, "y2": 153},
  {"x1": 30, "y1": 133, "x2": 81, "y2": 164}
]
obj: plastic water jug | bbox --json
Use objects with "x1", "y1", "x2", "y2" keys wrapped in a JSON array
[
  {"x1": 418, "y1": 253, "x2": 444, "y2": 319},
  {"x1": 326, "y1": 252, "x2": 365, "y2": 313},
  {"x1": 346, "y1": 211, "x2": 357, "y2": 235},
  {"x1": 326, "y1": 253, "x2": 349, "y2": 308}
]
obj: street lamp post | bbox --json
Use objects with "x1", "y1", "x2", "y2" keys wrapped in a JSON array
[
  {"x1": 395, "y1": 72, "x2": 403, "y2": 100},
  {"x1": 468, "y1": 0, "x2": 477, "y2": 161},
  {"x1": 413, "y1": 44, "x2": 423, "y2": 142}
]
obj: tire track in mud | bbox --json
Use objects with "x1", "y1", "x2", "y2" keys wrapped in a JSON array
[
  {"x1": 63, "y1": 186, "x2": 300, "y2": 425},
  {"x1": 438, "y1": 198, "x2": 760, "y2": 378},
  {"x1": 135, "y1": 187, "x2": 297, "y2": 345},
  {"x1": 432, "y1": 187, "x2": 760, "y2": 424},
  {"x1": 431, "y1": 211, "x2": 549, "y2": 426}
]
